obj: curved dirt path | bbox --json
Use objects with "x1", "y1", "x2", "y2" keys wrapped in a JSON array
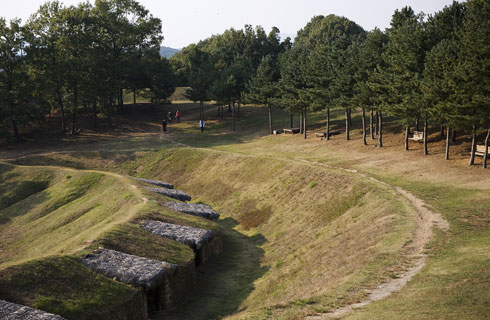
[
  {"x1": 160, "y1": 136, "x2": 450, "y2": 319},
  {"x1": 296, "y1": 161, "x2": 449, "y2": 319},
  {"x1": 5, "y1": 135, "x2": 450, "y2": 318}
]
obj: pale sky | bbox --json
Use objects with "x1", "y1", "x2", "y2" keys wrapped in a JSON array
[{"x1": 2, "y1": 0, "x2": 458, "y2": 49}]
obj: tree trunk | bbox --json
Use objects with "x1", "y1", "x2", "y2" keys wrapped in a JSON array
[
  {"x1": 445, "y1": 126, "x2": 450, "y2": 160},
  {"x1": 290, "y1": 113, "x2": 293, "y2": 128},
  {"x1": 268, "y1": 104, "x2": 273, "y2": 134},
  {"x1": 105, "y1": 99, "x2": 113, "y2": 130},
  {"x1": 326, "y1": 108, "x2": 330, "y2": 141},
  {"x1": 375, "y1": 111, "x2": 379, "y2": 135},
  {"x1": 483, "y1": 127, "x2": 489, "y2": 169},
  {"x1": 469, "y1": 125, "x2": 477, "y2": 166},
  {"x1": 378, "y1": 112, "x2": 383, "y2": 148},
  {"x1": 93, "y1": 99, "x2": 97, "y2": 128},
  {"x1": 71, "y1": 116, "x2": 76, "y2": 135},
  {"x1": 362, "y1": 108, "x2": 367, "y2": 145},
  {"x1": 228, "y1": 103, "x2": 231, "y2": 112},
  {"x1": 133, "y1": 89, "x2": 136, "y2": 104},
  {"x1": 238, "y1": 102, "x2": 240, "y2": 118},
  {"x1": 405, "y1": 127, "x2": 409, "y2": 151},
  {"x1": 119, "y1": 87, "x2": 123, "y2": 111},
  {"x1": 56, "y1": 85, "x2": 66, "y2": 133},
  {"x1": 348, "y1": 108, "x2": 352, "y2": 126},
  {"x1": 299, "y1": 112, "x2": 303, "y2": 133},
  {"x1": 370, "y1": 110, "x2": 374, "y2": 140},
  {"x1": 232, "y1": 102, "x2": 235, "y2": 131},
  {"x1": 440, "y1": 124, "x2": 445, "y2": 137},
  {"x1": 416, "y1": 118, "x2": 420, "y2": 131},
  {"x1": 452, "y1": 129, "x2": 457, "y2": 142},
  {"x1": 221, "y1": 106, "x2": 224, "y2": 119},
  {"x1": 11, "y1": 119, "x2": 20, "y2": 142},
  {"x1": 303, "y1": 109, "x2": 307, "y2": 139},
  {"x1": 345, "y1": 108, "x2": 350, "y2": 140},
  {"x1": 72, "y1": 88, "x2": 78, "y2": 136},
  {"x1": 424, "y1": 120, "x2": 428, "y2": 155}
]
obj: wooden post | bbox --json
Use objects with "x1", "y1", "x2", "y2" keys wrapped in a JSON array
[{"x1": 375, "y1": 111, "x2": 379, "y2": 135}]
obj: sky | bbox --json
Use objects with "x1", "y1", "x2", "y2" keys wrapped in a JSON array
[{"x1": 3, "y1": 0, "x2": 458, "y2": 49}]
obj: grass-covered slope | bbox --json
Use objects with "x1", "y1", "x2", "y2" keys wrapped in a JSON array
[
  {"x1": 23, "y1": 148, "x2": 418, "y2": 319},
  {"x1": 0, "y1": 161, "x2": 218, "y2": 318},
  {"x1": 0, "y1": 163, "x2": 144, "y2": 268}
]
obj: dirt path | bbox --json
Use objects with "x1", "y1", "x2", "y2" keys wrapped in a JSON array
[
  {"x1": 161, "y1": 137, "x2": 450, "y2": 319},
  {"x1": 298, "y1": 162, "x2": 449, "y2": 319},
  {"x1": 4, "y1": 134, "x2": 451, "y2": 318}
]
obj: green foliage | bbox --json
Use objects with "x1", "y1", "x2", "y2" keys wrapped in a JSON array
[
  {"x1": 365, "y1": 7, "x2": 429, "y2": 127},
  {"x1": 0, "y1": 18, "x2": 48, "y2": 141},
  {"x1": 452, "y1": 0, "x2": 490, "y2": 129}
]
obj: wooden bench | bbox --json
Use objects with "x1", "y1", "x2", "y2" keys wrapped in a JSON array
[
  {"x1": 475, "y1": 144, "x2": 488, "y2": 157},
  {"x1": 283, "y1": 128, "x2": 300, "y2": 134},
  {"x1": 408, "y1": 131, "x2": 424, "y2": 142},
  {"x1": 315, "y1": 130, "x2": 341, "y2": 139}
]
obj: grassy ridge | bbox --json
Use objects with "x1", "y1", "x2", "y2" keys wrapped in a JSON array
[
  {"x1": 4, "y1": 101, "x2": 488, "y2": 319},
  {"x1": 0, "y1": 162, "x2": 219, "y2": 318},
  {"x1": 0, "y1": 256, "x2": 138, "y2": 319},
  {"x1": 20, "y1": 147, "x2": 418, "y2": 319}
]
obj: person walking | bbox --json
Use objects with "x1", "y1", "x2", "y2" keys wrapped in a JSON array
[
  {"x1": 199, "y1": 119, "x2": 205, "y2": 134},
  {"x1": 176, "y1": 110, "x2": 181, "y2": 123},
  {"x1": 162, "y1": 119, "x2": 167, "y2": 134}
]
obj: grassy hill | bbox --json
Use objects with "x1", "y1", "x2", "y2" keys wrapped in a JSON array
[{"x1": 1, "y1": 101, "x2": 489, "y2": 319}]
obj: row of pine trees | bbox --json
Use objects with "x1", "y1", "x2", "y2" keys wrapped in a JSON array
[
  {"x1": 1, "y1": 0, "x2": 489, "y2": 167},
  {"x1": 172, "y1": 0, "x2": 489, "y2": 167}
]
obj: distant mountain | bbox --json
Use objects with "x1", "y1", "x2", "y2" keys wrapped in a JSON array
[{"x1": 159, "y1": 46, "x2": 180, "y2": 58}]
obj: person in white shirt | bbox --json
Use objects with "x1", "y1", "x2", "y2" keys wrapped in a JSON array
[{"x1": 199, "y1": 119, "x2": 205, "y2": 133}]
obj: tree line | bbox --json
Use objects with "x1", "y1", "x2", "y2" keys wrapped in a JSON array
[
  {"x1": 0, "y1": 0, "x2": 174, "y2": 140},
  {"x1": 172, "y1": 0, "x2": 489, "y2": 167},
  {"x1": 1, "y1": 0, "x2": 489, "y2": 167}
]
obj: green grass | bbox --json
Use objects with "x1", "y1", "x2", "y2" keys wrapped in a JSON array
[
  {"x1": 0, "y1": 256, "x2": 138, "y2": 319},
  {"x1": 342, "y1": 172, "x2": 490, "y2": 319},
  {"x1": 92, "y1": 223, "x2": 195, "y2": 266},
  {"x1": 4, "y1": 101, "x2": 489, "y2": 319},
  {"x1": 0, "y1": 161, "x2": 220, "y2": 317},
  {"x1": 23, "y1": 147, "x2": 416, "y2": 319}
]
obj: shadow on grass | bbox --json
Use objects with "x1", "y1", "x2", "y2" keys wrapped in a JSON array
[{"x1": 154, "y1": 217, "x2": 268, "y2": 320}]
